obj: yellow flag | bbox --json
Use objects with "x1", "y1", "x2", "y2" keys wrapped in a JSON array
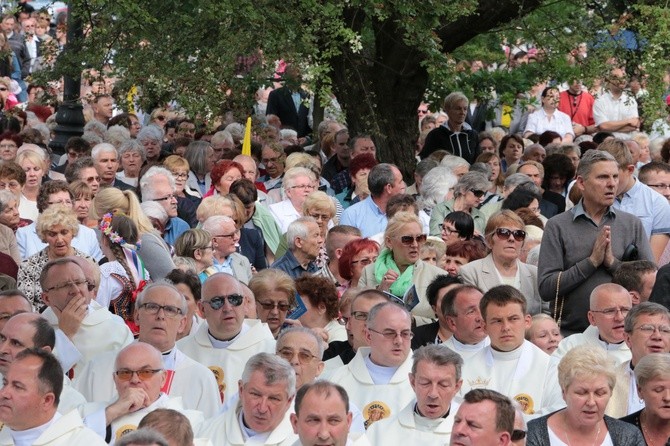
[{"x1": 242, "y1": 117, "x2": 252, "y2": 156}]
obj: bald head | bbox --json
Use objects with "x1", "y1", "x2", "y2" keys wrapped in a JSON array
[
  {"x1": 0, "y1": 313, "x2": 54, "y2": 374},
  {"x1": 0, "y1": 293, "x2": 33, "y2": 331},
  {"x1": 233, "y1": 154, "x2": 258, "y2": 181},
  {"x1": 202, "y1": 273, "x2": 243, "y2": 301}
]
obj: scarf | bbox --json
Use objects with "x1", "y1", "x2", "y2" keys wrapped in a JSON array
[{"x1": 374, "y1": 248, "x2": 414, "y2": 297}]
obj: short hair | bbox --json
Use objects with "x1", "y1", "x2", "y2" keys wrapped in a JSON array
[
  {"x1": 589, "y1": 283, "x2": 629, "y2": 309},
  {"x1": 240, "y1": 352, "x2": 296, "y2": 398},
  {"x1": 229, "y1": 178, "x2": 258, "y2": 205},
  {"x1": 210, "y1": 160, "x2": 244, "y2": 189},
  {"x1": 338, "y1": 238, "x2": 380, "y2": 281},
  {"x1": 294, "y1": 380, "x2": 349, "y2": 416},
  {"x1": 461, "y1": 389, "x2": 515, "y2": 435},
  {"x1": 117, "y1": 139, "x2": 146, "y2": 162},
  {"x1": 0, "y1": 161, "x2": 26, "y2": 185},
  {"x1": 368, "y1": 163, "x2": 397, "y2": 197},
  {"x1": 485, "y1": 209, "x2": 525, "y2": 239},
  {"x1": 295, "y1": 276, "x2": 339, "y2": 320},
  {"x1": 39, "y1": 257, "x2": 82, "y2": 289},
  {"x1": 116, "y1": 429, "x2": 168, "y2": 446},
  {"x1": 443, "y1": 92, "x2": 469, "y2": 111},
  {"x1": 420, "y1": 166, "x2": 458, "y2": 210},
  {"x1": 623, "y1": 301, "x2": 670, "y2": 334},
  {"x1": 0, "y1": 189, "x2": 16, "y2": 211},
  {"x1": 444, "y1": 211, "x2": 475, "y2": 240},
  {"x1": 68, "y1": 180, "x2": 93, "y2": 201},
  {"x1": 635, "y1": 353, "x2": 670, "y2": 388},
  {"x1": 383, "y1": 211, "x2": 422, "y2": 244},
  {"x1": 441, "y1": 284, "x2": 482, "y2": 318},
  {"x1": 174, "y1": 228, "x2": 212, "y2": 259},
  {"x1": 90, "y1": 142, "x2": 117, "y2": 162},
  {"x1": 286, "y1": 216, "x2": 318, "y2": 250},
  {"x1": 575, "y1": 149, "x2": 616, "y2": 179},
  {"x1": 517, "y1": 160, "x2": 545, "y2": 179},
  {"x1": 412, "y1": 344, "x2": 463, "y2": 381},
  {"x1": 162, "y1": 155, "x2": 190, "y2": 173},
  {"x1": 503, "y1": 173, "x2": 533, "y2": 190},
  {"x1": 538, "y1": 131, "x2": 561, "y2": 147},
  {"x1": 385, "y1": 194, "x2": 418, "y2": 219},
  {"x1": 453, "y1": 172, "x2": 490, "y2": 199},
  {"x1": 140, "y1": 166, "x2": 176, "y2": 200},
  {"x1": 64, "y1": 156, "x2": 96, "y2": 185},
  {"x1": 37, "y1": 180, "x2": 74, "y2": 213},
  {"x1": 138, "y1": 409, "x2": 193, "y2": 446},
  {"x1": 599, "y1": 138, "x2": 632, "y2": 169},
  {"x1": 440, "y1": 155, "x2": 471, "y2": 173},
  {"x1": 36, "y1": 206, "x2": 79, "y2": 242},
  {"x1": 325, "y1": 225, "x2": 361, "y2": 259},
  {"x1": 277, "y1": 326, "x2": 325, "y2": 359},
  {"x1": 479, "y1": 285, "x2": 527, "y2": 320},
  {"x1": 558, "y1": 344, "x2": 616, "y2": 391},
  {"x1": 366, "y1": 301, "x2": 411, "y2": 329},
  {"x1": 303, "y1": 191, "x2": 336, "y2": 218},
  {"x1": 135, "y1": 280, "x2": 187, "y2": 315},
  {"x1": 164, "y1": 269, "x2": 201, "y2": 303},
  {"x1": 612, "y1": 261, "x2": 658, "y2": 294},
  {"x1": 29, "y1": 315, "x2": 55, "y2": 350},
  {"x1": 639, "y1": 161, "x2": 670, "y2": 184},
  {"x1": 248, "y1": 269, "x2": 296, "y2": 306},
  {"x1": 15, "y1": 348, "x2": 63, "y2": 406},
  {"x1": 136, "y1": 125, "x2": 164, "y2": 143},
  {"x1": 498, "y1": 134, "x2": 524, "y2": 157},
  {"x1": 426, "y1": 274, "x2": 463, "y2": 308},
  {"x1": 350, "y1": 289, "x2": 391, "y2": 310},
  {"x1": 525, "y1": 313, "x2": 557, "y2": 340}
]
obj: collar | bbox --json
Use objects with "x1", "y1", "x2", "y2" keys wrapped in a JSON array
[
  {"x1": 571, "y1": 199, "x2": 616, "y2": 223},
  {"x1": 365, "y1": 196, "x2": 385, "y2": 216}
]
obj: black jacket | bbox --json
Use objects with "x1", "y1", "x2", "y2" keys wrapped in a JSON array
[{"x1": 420, "y1": 125, "x2": 480, "y2": 164}]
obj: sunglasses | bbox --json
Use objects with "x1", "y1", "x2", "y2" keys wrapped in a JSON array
[
  {"x1": 277, "y1": 348, "x2": 318, "y2": 364},
  {"x1": 202, "y1": 294, "x2": 244, "y2": 309},
  {"x1": 470, "y1": 189, "x2": 486, "y2": 198},
  {"x1": 494, "y1": 227, "x2": 526, "y2": 242},
  {"x1": 511, "y1": 430, "x2": 526, "y2": 441},
  {"x1": 114, "y1": 369, "x2": 163, "y2": 381},
  {"x1": 397, "y1": 234, "x2": 427, "y2": 246},
  {"x1": 257, "y1": 301, "x2": 291, "y2": 312}
]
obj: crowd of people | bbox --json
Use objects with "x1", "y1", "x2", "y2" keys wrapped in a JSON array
[{"x1": 1, "y1": 4, "x2": 670, "y2": 444}]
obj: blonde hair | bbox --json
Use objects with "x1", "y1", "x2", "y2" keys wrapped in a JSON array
[
  {"x1": 282, "y1": 166, "x2": 316, "y2": 193},
  {"x1": 91, "y1": 187, "x2": 155, "y2": 234},
  {"x1": 485, "y1": 209, "x2": 525, "y2": 245},
  {"x1": 384, "y1": 211, "x2": 422, "y2": 248},
  {"x1": 525, "y1": 313, "x2": 557, "y2": 340},
  {"x1": 163, "y1": 155, "x2": 190, "y2": 172},
  {"x1": 37, "y1": 205, "x2": 79, "y2": 242},
  {"x1": 16, "y1": 148, "x2": 48, "y2": 171},
  {"x1": 558, "y1": 345, "x2": 616, "y2": 392},
  {"x1": 248, "y1": 269, "x2": 296, "y2": 306},
  {"x1": 196, "y1": 195, "x2": 244, "y2": 226},
  {"x1": 303, "y1": 191, "x2": 336, "y2": 217}
]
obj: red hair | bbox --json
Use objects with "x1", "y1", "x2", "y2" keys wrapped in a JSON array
[
  {"x1": 338, "y1": 238, "x2": 380, "y2": 281},
  {"x1": 210, "y1": 160, "x2": 244, "y2": 187},
  {"x1": 0, "y1": 131, "x2": 22, "y2": 147},
  {"x1": 445, "y1": 239, "x2": 487, "y2": 262},
  {"x1": 349, "y1": 153, "x2": 377, "y2": 177}
]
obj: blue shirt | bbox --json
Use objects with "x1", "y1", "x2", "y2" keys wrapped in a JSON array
[
  {"x1": 613, "y1": 178, "x2": 670, "y2": 237},
  {"x1": 271, "y1": 249, "x2": 318, "y2": 280},
  {"x1": 212, "y1": 256, "x2": 234, "y2": 275},
  {"x1": 163, "y1": 217, "x2": 190, "y2": 245},
  {"x1": 339, "y1": 196, "x2": 387, "y2": 238}
]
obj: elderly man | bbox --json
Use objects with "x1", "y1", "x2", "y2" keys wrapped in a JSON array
[
  {"x1": 211, "y1": 130, "x2": 237, "y2": 160},
  {"x1": 202, "y1": 215, "x2": 252, "y2": 284},
  {"x1": 260, "y1": 143, "x2": 286, "y2": 192},
  {"x1": 0, "y1": 349, "x2": 105, "y2": 446},
  {"x1": 63, "y1": 156, "x2": 100, "y2": 195},
  {"x1": 327, "y1": 302, "x2": 415, "y2": 429},
  {"x1": 177, "y1": 273, "x2": 276, "y2": 403},
  {"x1": 340, "y1": 163, "x2": 405, "y2": 237},
  {"x1": 198, "y1": 353, "x2": 298, "y2": 446},
  {"x1": 74, "y1": 282, "x2": 220, "y2": 417},
  {"x1": 40, "y1": 258, "x2": 134, "y2": 377},
  {"x1": 420, "y1": 92, "x2": 480, "y2": 164},
  {"x1": 538, "y1": 150, "x2": 653, "y2": 335},
  {"x1": 138, "y1": 408, "x2": 194, "y2": 446},
  {"x1": 459, "y1": 285, "x2": 563, "y2": 418},
  {"x1": 450, "y1": 389, "x2": 515, "y2": 446},
  {"x1": 521, "y1": 144, "x2": 546, "y2": 163},
  {"x1": 442, "y1": 285, "x2": 490, "y2": 360},
  {"x1": 612, "y1": 260, "x2": 658, "y2": 305},
  {"x1": 552, "y1": 283, "x2": 633, "y2": 366},
  {"x1": 593, "y1": 68, "x2": 640, "y2": 138},
  {"x1": 330, "y1": 135, "x2": 377, "y2": 194},
  {"x1": 140, "y1": 166, "x2": 189, "y2": 245},
  {"x1": 0, "y1": 290, "x2": 32, "y2": 330},
  {"x1": 92, "y1": 143, "x2": 134, "y2": 191},
  {"x1": 83, "y1": 342, "x2": 203, "y2": 443},
  {"x1": 16, "y1": 180, "x2": 103, "y2": 261},
  {"x1": 606, "y1": 302, "x2": 670, "y2": 418},
  {"x1": 317, "y1": 225, "x2": 361, "y2": 285},
  {"x1": 271, "y1": 217, "x2": 323, "y2": 279},
  {"x1": 367, "y1": 345, "x2": 463, "y2": 444}
]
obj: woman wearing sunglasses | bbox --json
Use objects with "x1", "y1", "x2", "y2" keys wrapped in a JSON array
[
  {"x1": 429, "y1": 171, "x2": 489, "y2": 238},
  {"x1": 359, "y1": 211, "x2": 445, "y2": 325},
  {"x1": 459, "y1": 210, "x2": 543, "y2": 315}
]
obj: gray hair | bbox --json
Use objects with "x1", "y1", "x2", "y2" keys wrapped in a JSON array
[
  {"x1": 211, "y1": 130, "x2": 234, "y2": 146},
  {"x1": 202, "y1": 215, "x2": 236, "y2": 235},
  {"x1": 81, "y1": 131, "x2": 103, "y2": 146},
  {"x1": 91, "y1": 142, "x2": 117, "y2": 161},
  {"x1": 440, "y1": 155, "x2": 470, "y2": 173},
  {"x1": 286, "y1": 216, "x2": 317, "y2": 249},
  {"x1": 366, "y1": 302, "x2": 411, "y2": 329},
  {"x1": 283, "y1": 167, "x2": 316, "y2": 193},
  {"x1": 140, "y1": 166, "x2": 176, "y2": 201},
  {"x1": 83, "y1": 120, "x2": 107, "y2": 138},
  {"x1": 415, "y1": 158, "x2": 438, "y2": 178},
  {"x1": 140, "y1": 201, "x2": 168, "y2": 225},
  {"x1": 503, "y1": 173, "x2": 533, "y2": 190},
  {"x1": 225, "y1": 123, "x2": 245, "y2": 142},
  {"x1": 241, "y1": 352, "x2": 297, "y2": 398},
  {"x1": 105, "y1": 125, "x2": 131, "y2": 148},
  {"x1": 623, "y1": 302, "x2": 670, "y2": 333},
  {"x1": 443, "y1": 92, "x2": 469, "y2": 111},
  {"x1": 576, "y1": 149, "x2": 616, "y2": 179},
  {"x1": 118, "y1": 139, "x2": 146, "y2": 162},
  {"x1": 453, "y1": 171, "x2": 490, "y2": 198},
  {"x1": 280, "y1": 129, "x2": 298, "y2": 141},
  {"x1": 411, "y1": 344, "x2": 463, "y2": 379},
  {"x1": 136, "y1": 280, "x2": 187, "y2": 315},
  {"x1": 368, "y1": 163, "x2": 397, "y2": 198},
  {"x1": 317, "y1": 119, "x2": 341, "y2": 138},
  {"x1": 635, "y1": 353, "x2": 670, "y2": 388},
  {"x1": 32, "y1": 123, "x2": 50, "y2": 145},
  {"x1": 523, "y1": 143, "x2": 545, "y2": 157},
  {"x1": 558, "y1": 143, "x2": 582, "y2": 158},
  {"x1": 184, "y1": 141, "x2": 211, "y2": 177},
  {"x1": 277, "y1": 326, "x2": 325, "y2": 359},
  {"x1": 137, "y1": 125, "x2": 164, "y2": 143},
  {"x1": 0, "y1": 189, "x2": 16, "y2": 211},
  {"x1": 419, "y1": 166, "x2": 457, "y2": 211},
  {"x1": 116, "y1": 429, "x2": 168, "y2": 446},
  {"x1": 470, "y1": 162, "x2": 492, "y2": 177}
]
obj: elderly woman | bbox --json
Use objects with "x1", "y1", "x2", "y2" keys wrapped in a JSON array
[
  {"x1": 0, "y1": 162, "x2": 31, "y2": 229},
  {"x1": 249, "y1": 268, "x2": 297, "y2": 338},
  {"x1": 165, "y1": 268, "x2": 203, "y2": 339},
  {"x1": 429, "y1": 171, "x2": 489, "y2": 237},
  {"x1": 17, "y1": 206, "x2": 92, "y2": 308},
  {"x1": 335, "y1": 153, "x2": 377, "y2": 209},
  {"x1": 184, "y1": 141, "x2": 216, "y2": 198},
  {"x1": 499, "y1": 134, "x2": 525, "y2": 172},
  {"x1": 162, "y1": 154, "x2": 199, "y2": 226},
  {"x1": 174, "y1": 228, "x2": 215, "y2": 283},
  {"x1": 527, "y1": 345, "x2": 645, "y2": 445},
  {"x1": 338, "y1": 238, "x2": 380, "y2": 293},
  {"x1": 443, "y1": 239, "x2": 487, "y2": 275},
  {"x1": 0, "y1": 131, "x2": 22, "y2": 162},
  {"x1": 0, "y1": 189, "x2": 19, "y2": 263},
  {"x1": 16, "y1": 148, "x2": 48, "y2": 221},
  {"x1": 459, "y1": 210, "x2": 542, "y2": 315},
  {"x1": 525, "y1": 313, "x2": 563, "y2": 355},
  {"x1": 419, "y1": 165, "x2": 458, "y2": 218},
  {"x1": 621, "y1": 353, "x2": 670, "y2": 445},
  {"x1": 201, "y1": 215, "x2": 252, "y2": 284},
  {"x1": 116, "y1": 139, "x2": 145, "y2": 188},
  {"x1": 208, "y1": 159, "x2": 243, "y2": 197},
  {"x1": 360, "y1": 211, "x2": 445, "y2": 324},
  {"x1": 269, "y1": 166, "x2": 317, "y2": 234},
  {"x1": 137, "y1": 125, "x2": 164, "y2": 166},
  {"x1": 303, "y1": 190, "x2": 336, "y2": 265},
  {"x1": 69, "y1": 181, "x2": 97, "y2": 228},
  {"x1": 295, "y1": 275, "x2": 348, "y2": 342}
]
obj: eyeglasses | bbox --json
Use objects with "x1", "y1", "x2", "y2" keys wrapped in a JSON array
[
  {"x1": 257, "y1": 301, "x2": 291, "y2": 312},
  {"x1": 351, "y1": 257, "x2": 377, "y2": 266},
  {"x1": 417, "y1": 109, "x2": 429, "y2": 115},
  {"x1": 397, "y1": 234, "x2": 427, "y2": 246},
  {"x1": 648, "y1": 184, "x2": 670, "y2": 190},
  {"x1": 511, "y1": 430, "x2": 526, "y2": 442},
  {"x1": 198, "y1": 245, "x2": 213, "y2": 251},
  {"x1": 138, "y1": 302, "x2": 183, "y2": 318},
  {"x1": 494, "y1": 227, "x2": 526, "y2": 242},
  {"x1": 590, "y1": 307, "x2": 631, "y2": 317},
  {"x1": 309, "y1": 213, "x2": 331, "y2": 222},
  {"x1": 83, "y1": 176, "x2": 100, "y2": 183},
  {"x1": 171, "y1": 172, "x2": 188, "y2": 179},
  {"x1": 439, "y1": 223, "x2": 457, "y2": 235},
  {"x1": 212, "y1": 229, "x2": 240, "y2": 239},
  {"x1": 47, "y1": 199, "x2": 73, "y2": 207},
  {"x1": 152, "y1": 194, "x2": 176, "y2": 202},
  {"x1": 44, "y1": 278, "x2": 94, "y2": 293},
  {"x1": 635, "y1": 324, "x2": 670, "y2": 335},
  {"x1": 290, "y1": 184, "x2": 315, "y2": 191},
  {"x1": 277, "y1": 348, "x2": 318, "y2": 364},
  {"x1": 114, "y1": 369, "x2": 163, "y2": 381},
  {"x1": 469, "y1": 189, "x2": 486, "y2": 198},
  {"x1": 368, "y1": 328, "x2": 413, "y2": 340},
  {"x1": 201, "y1": 294, "x2": 244, "y2": 309}
]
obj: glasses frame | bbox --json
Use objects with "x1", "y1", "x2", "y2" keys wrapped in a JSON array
[
  {"x1": 114, "y1": 369, "x2": 163, "y2": 381},
  {"x1": 397, "y1": 234, "x2": 427, "y2": 246},
  {"x1": 138, "y1": 302, "x2": 183, "y2": 318},
  {"x1": 201, "y1": 294, "x2": 245, "y2": 310},
  {"x1": 494, "y1": 227, "x2": 526, "y2": 242}
]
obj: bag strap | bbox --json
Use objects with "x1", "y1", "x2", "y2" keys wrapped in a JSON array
[{"x1": 553, "y1": 271, "x2": 565, "y2": 328}]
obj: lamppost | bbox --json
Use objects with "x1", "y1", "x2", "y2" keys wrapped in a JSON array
[{"x1": 49, "y1": 1, "x2": 84, "y2": 155}]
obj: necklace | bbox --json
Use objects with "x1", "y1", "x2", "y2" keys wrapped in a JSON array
[
  {"x1": 562, "y1": 412, "x2": 601, "y2": 446},
  {"x1": 639, "y1": 410, "x2": 670, "y2": 446},
  {"x1": 567, "y1": 91, "x2": 582, "y2": 120}
]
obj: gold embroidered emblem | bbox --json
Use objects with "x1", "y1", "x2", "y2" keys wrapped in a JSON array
[
  {"x1": 115, "y1": 424, "x2": 137, "y2": 439},
  {"x1": 514, "y1": 393, "x2": 535, "y2": 414},
  {"x1": 467, "y1": 376, "x2": 490, "y2": 388},
  {"x1": 363, "y1": 401, "x2": 391, "y2": 429},
  {"x1": 209, "y1": 366, "x2": 226, "y2": 401}
]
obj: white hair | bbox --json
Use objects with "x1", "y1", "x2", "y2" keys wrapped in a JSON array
[
  {"x1": 140, "y1": 201, "x2": 168, "y2": 225},
  {"x1": 419, "y1": 166, "x2": 457, "y2": 211},
  {"x1": 440, "y1": 155, "x2": 470, "y2": 172},
  {"x1": 140, "y1": 166, "x2": 176, "y2": 200},
  {"x1": 286, "y1": 216, "x2": 317, "y2": 250},
  {"x1": 202, "y1": 215, "x2": 236, "y2": 235},
  {"x1": 91, "y1": 142, "x2": 118, "y2": 160}
]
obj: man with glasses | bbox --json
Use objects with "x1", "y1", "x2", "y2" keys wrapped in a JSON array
[
  {"x1": 52, "y1": 137, "x2": 91, "y2": 175},
  {"x1": 202, "y1": 215, "x2": 252, "y2": 284},
  {"x1": 327, "y1": 302, "x2": 415, "y2": 430},
  {"x1": 459, "y1": 286, "x2": 563, "y2": 418},
  {"x1": 260, "y1": 143, "x2": 286, "y2": 192},
  {"x1": 606, "y1": 302, "x2": 670, "y2": 418},
  {"x1": 177, "y1": 273, "x2": 275, "y2": 403},
  {"x1": 74, "y1": 282, "x2": 220, "y2": 417},
  {"x1": 271, "y1": 217, "x2": 323, "y2": 280},
  {"x1": 140, "y1": 166, "x2": 189, "y2": 245},
  {"x1": 40, "y1": 258, "x2": 133, "y2": 377},
  {"x1": 552, "y1": 283, "x2": 632, "y2": 366},
  {"x1": 83, "y1": 342, "x2": 203, "y2": 442}
]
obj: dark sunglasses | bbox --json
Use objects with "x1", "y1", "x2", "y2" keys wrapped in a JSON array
[
  {"x1": 511, "y1": 430, "x2": 526, "y2": 441},
  {"x1": 202, "y1": 294, "x2": 244, "y2": 310},
  {"x1": 398, "y1": 234, "x2": 427, "y2": 246},
  {"x1": 494, "y1": 227, "x2": 526, "y2": 242},
  {"x1": 156, "y1": 115, "x2": 166, "y2": 121},
  {"x1": 257, "y1": 301, "x2": 291, "y2": 312},
  {"x1": 470, "y1": 189, "x2": 486, "y2": 198}
]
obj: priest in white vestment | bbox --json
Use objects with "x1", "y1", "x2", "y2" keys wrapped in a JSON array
[{"x1": 441, "y1": 285, "x2": 491, "y2": 359}]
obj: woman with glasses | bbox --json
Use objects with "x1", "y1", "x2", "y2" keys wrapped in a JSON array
[
  {"x1": 360, "y1": 212, "x2": 445, "y2": 324},
  {"x1": 337, "y1": 238, "x2": 380, "y2": 294},
  {"x1": 295, "y1": 275, "x2": 348, "y2": 342},
  {"x1": 269, "y1": 167, "x2": 317, "y2": 234},
  {"x1": 162, "y1": 155, "x2": 199, "y2": 227},
  {"x1": 0, "y1": 131, "x2": 21, "y2": 162},
  {"x1": 440, "y1": 211, "x2": 475, "y2": 248},
  {"x1": 97, "y1": 214, "x2": 149, "y2": 335},
  {"x1": 248, "y1": 268, "x2": 297, "y2": 338},
  {"x1": 459, "y1": 210, "x2": 543, "y2": 315},
  {"x1": 429, "y1": 171, "x2": 489, "y2": 238},
  {"x1": 17, "y1": 206, "x2": 92, "y2": 309},
  {"x1": 173, "y1": 228, "x2": 215, "y2": 283}
]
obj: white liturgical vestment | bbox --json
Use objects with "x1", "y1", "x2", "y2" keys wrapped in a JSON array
[
  {"x1": 0, "y1": 410, "x2": 105, "y2": 446},
  {"x1": 552, "y1": 325, "x2": 631, "y2": 366},
  {"x1": 441, "y1": 336, "x2": 490, "y2": 361}
]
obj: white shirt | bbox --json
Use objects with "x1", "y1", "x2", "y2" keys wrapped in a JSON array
[
  {"x1": 0, "y1": 410, "x2": 106, "y2": 446},
  {"x1": 524, "y1": 108, "x2": 575, "y2": 138},
  {"x1": 593, "y1": 91, "x2": 639, "y2": 138},
  {"x1": 16, "y1": 221, "x2": 104, "y2": 261}
]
